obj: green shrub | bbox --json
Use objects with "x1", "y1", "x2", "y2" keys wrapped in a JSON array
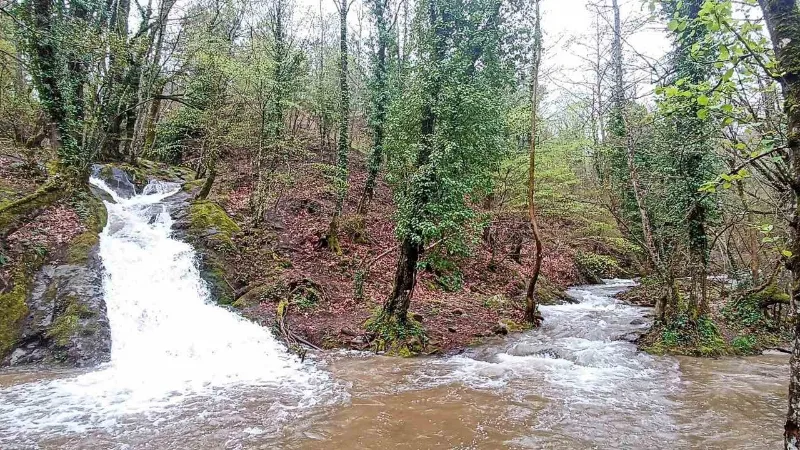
[
  {"x1": 732, "y1": 335, "x2": 757, "y2": 354},
  {"x1": 575, "y1": 251, "x2": 620, "y2": 279}
]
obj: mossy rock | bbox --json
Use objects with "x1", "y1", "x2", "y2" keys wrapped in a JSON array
[
  {"x1": 181, "y1": 178, "x2": 206, "y2": 193},
  {"x1": 188, "y1": 200, "x2": 241, "y2": 251},
  {"x1": 97, "y1": 159, "x2": 195, "y2": 191},
  {"x1": 535, "y1": 276, "x2": 571, "y2": 305},
  {"x1": 365, "y1": 312, "x2": 428, "y2": 357},
  {"x1": 199, "y1": 259, "x2": 235, "y2": 305},
  {"x1": 0, "y1": 255, "x2": 43, "y2": 357},
  {"x1": 46, "y1": 298, "x2": 94, "y2": 347}
]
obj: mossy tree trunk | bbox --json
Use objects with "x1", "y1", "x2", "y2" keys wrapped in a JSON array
[
  {"x1": 357, "y1": 0, "x2": 389, "y2": 215},
  {"x1": 326, "y1": 0, "x2": 351, "y2": 254},
  {"x1": 383, "y1": 0, "x2": 443, "y2": 323},
  {"x1": 755, "y1": 0, "x2": 800, "y2": 447},
  {"x1": 524, "y1": 0, "x2": 543, "y2": 326}
]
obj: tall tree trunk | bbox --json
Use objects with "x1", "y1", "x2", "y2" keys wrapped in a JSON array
[
  {"x1": 754, "y1": 0, "x2": 800, "y2": 447},
  {"x1": 524, "y1": 0, "x2": 543, "y2": 326},
  {"x1": 326, "y1": 0, "x2": 350, "y2": 254},
  {"x1": 140, "y1": 0, "x2": 176, "y2": 153},
  {"x1": 253, "y1": 0, "x2": 289, "y2": 225},
  {"x1": 357, "y1": 0, "x2": 388, "y2": 214},
  {"x1": 382, "y1": 237, "x2": 423, "y2": 323},
  {"x1": 383, "y1": 0, "x2": 442, "y2": 322}
]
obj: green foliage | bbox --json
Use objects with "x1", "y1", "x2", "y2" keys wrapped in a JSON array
[
  {"x1": 648, "y1": 313, "x2": 728, "y2": 356},
  {"x1": 731, "y1": 334, "x2": 757, "y2": 354},
  {"x1": 575, "y1": 252, "x2": 621, "y2": 279},
  {"x1": 420, "y1": 252, "x2": 464, "y2": 292},
  {"x1": 292, "y1": 286, "x2": 322, "y2": 310},
  {"x1": 384, "y1": 0, "x2": 511, "y2": 248}
]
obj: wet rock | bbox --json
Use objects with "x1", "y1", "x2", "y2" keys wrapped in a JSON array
[
  {"x1": 492, "y1": 322, "x2": 509, "y2": 336},
  {"x1": 613, "y1": 332, "x2": 642, "y2": 343},
  {"x1": 630, "y1": 318, "x2": 646, "y2": 326},
  {"x1": 506, "y1": 343, "x2": 539, "y2": 356},
  {"x1": 350, "y1": 336, "x2": 368, "y2": 348},
  {"x1": 340, "y1": 328, "x2": 357, "y2": 337},
  {"x1": 3, "y1": 247, "x2": 111, "y2": 367},
  {"x1": 535, "y1": 348, "x2": 561, "y2": 359},
  {"x1": 92, "y1": 164, "x2": 137, "y2": 199}
]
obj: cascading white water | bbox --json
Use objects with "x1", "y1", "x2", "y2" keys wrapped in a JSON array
[
  {"x1": 416, "y1": 279, "x2": 683, "y2": 447},
  {"x1": 0, "y1": 179, "x2": 331, "y2": 445}
]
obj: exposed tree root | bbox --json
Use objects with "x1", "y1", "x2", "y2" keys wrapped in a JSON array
[{"x1": 274, "y1": 277, "x2": 325, "y2": 359}]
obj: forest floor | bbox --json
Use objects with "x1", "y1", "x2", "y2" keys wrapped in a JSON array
[
  {"x1": 183, "y1": 144, "x2": 635, "y2": 355},
  {"x1": 1, "y1": 141, "x2": 636, "y2": 357}
]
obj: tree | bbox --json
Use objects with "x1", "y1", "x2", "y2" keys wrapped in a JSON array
[
  {"x1": 251, "y1": 0, "x2": 304, "y2": 224},
  {"x1": 523, "y1": 0, "x2": 544, "y2": 325},
  {"x1": 750, "y1": 0, "x2": 800, "y2": 446},
  {"x1": 325, "y1": 0, "x2": 353, "y2": 254},
  {"x1": 357, "y1": 0, "x2": 391, "y2": 214},
  {"x1": 380, "y1": 0, "x2": 506, "y2": 325},
  {"x1": 17, "y1": 0, "x2": 105, "y2": 180}
]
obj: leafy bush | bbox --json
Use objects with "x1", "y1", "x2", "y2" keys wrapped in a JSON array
[
  {"x1": 420, "y1": 252, "x2": 464, "y2": 292},
  {"x1": 575, "y1": 251, "x2": 620, "y2": 279},
  {"x1": 732, "y1": 335, "x2": 757, "y2": 354}
]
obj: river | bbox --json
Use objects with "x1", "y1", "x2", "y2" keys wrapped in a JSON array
[{"x1": 0, "y1": 180, "x2": 788, "y2": 449}]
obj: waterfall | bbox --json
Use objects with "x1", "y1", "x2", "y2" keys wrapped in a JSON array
[{"x1": 0, "y1": 178, "x2": 330, "y2": 444}]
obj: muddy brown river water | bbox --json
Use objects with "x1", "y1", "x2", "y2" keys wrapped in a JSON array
[
  {"x1": 0, "y1": 282, "x2": 788, "y2": 449},
  {"x1": 0, "y1": 181, "x2": 789, "y2": 449}
]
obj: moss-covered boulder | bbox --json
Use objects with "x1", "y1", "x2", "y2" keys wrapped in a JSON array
[
  {"x1": 188, "y1": 200, "x2": 241, "y2": 250},
  {"x1": 169, "y1": 199, "x2": 241, "y2": 306},
  {"x1": 5, "y1": 249, "x2": 111, "y2": 366},
  {"x1": 1, "y1": 192, "x2": 111, "y2": 367}
]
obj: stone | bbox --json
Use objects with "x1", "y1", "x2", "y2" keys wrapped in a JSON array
[
  {"x1": 340, "y1": 328, "x2": 357, "y2": 337},
  {"x1": 491, "y1": 322, "x2": 509, "y2": 336},
  {"x1": 3, "y1": 246, "x2": 111, "y2": 368},
  {"x1": 506, "y1": 343, "x2": 539, "y2": 357},
  {"x1": 350, "y1": 336, "x2": 368, "y2": 347},
  {"x1": 630, "y1": 318, "x2": 646, "y2": 326},
  {"x1": 447, "y1": 327, "x2": 457, "y2": 333},
  {"x1": 411, "y1": 313, "x2": 424, "y2": 323},
  {"x1": 92, "y1": 164, "x2": 137, "y2": 199},
  {"x1": 452, "y1": 309, "x2": 464, "y2": 316}
]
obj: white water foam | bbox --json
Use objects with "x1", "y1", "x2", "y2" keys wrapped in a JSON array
[{"x1": 0, "y1": 178, "x2": 330, "y2": 443}]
